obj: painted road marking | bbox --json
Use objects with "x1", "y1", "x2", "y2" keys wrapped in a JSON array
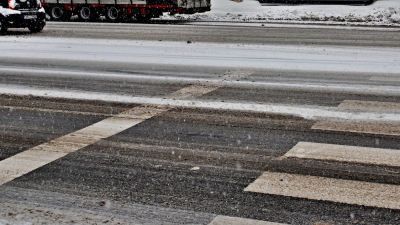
[
  {"x1": 0, "y1": 84, "x2": 216, "y2": 118},
  {"x1": 339, "y1": 100, "x2": 400, "y2": 113},
  {"x1": 283, "y1": 142, "x2": 400, "y2": 167},
  {"x1": 0, "y1": 107, "x2": 166, "y2": 185},
  {"x1": 370, "y1": 75, "x2": 400, "y2": 82},
  {"x1": 312, "y1": 99, "x2": 400, "y2": 136},
  {"x1": 3, "y1": 67, "x2": 400, "y2": 96},
  {"x1": 209, "y1": 216, "x2": 287, "y2": 225},
  {"x1": 169, "y1": 84, "x2": 219, "y2": 99},
  {"x1": 0, "y1": 84, "x2": 218, "y2": 186},
  {"x1": 245, "y1": 171, "x2": 400, "y2": 210},
  {"x1": 2, "y1": 84, "x2": 400, "y2": 123},
  {"x1": 312, "y1": 119, "x2": 400, "y2": 136}
]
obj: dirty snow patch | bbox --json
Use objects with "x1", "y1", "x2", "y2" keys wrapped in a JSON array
[{"x1": 164, "y1": 0, "x2": 400, "y2": 26}]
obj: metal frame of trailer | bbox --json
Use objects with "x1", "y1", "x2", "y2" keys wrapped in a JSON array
[{"x1": 42, "y1": 0, "x2": 210, "y2": 22}]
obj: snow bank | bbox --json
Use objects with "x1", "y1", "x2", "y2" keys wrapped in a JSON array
[{"x1": 170, "y1": 0, "x2": 400, "y2": 26}]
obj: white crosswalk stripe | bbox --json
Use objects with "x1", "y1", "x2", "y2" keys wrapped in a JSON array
[
  {"x1": 0, "y1": 84, "x2": 219, "y2": 186},
  {"x1": 339, "y1": 100, "x2": 400, "y2": 113},
  {"x1": 283, "y1": 142, "x2": 400, "y2": 167},
  {"x1": 312, "y1": 100, "x2": 400, "y2": 136},
  {"x1": 209, "y1": 216, "x2": 287, "y2": 225},
  {"x1": 312, "y1": 120, "x2": 400, "y2": 136},
  {"x1": 370, "y1": 75, "x2": 400, "y2": 82},
  {"x1": 245, "y1": 171, "x2": 400, "y2": 210}
]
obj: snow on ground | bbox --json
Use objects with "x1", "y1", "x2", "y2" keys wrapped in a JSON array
[
  {"x1": 2, "y1": 36, "x2": 400, "y2": 74},
  {"x1": 166, "y1": 0, "x2": 400, "y2": 26}
]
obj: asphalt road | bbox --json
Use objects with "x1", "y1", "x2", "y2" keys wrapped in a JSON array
[
  {"x1": 4, "y1": 21, "x2": 400, "y2": 46},
  {"x1": 1, "y1": 22, "x2": 400, "y2": 224}
]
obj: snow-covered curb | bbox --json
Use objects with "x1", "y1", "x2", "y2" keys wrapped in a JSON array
[{"x1": 164, "y1": 0, "x2": 400, "y2": 26}]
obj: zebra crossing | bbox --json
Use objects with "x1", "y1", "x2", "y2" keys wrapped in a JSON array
[
  {"x1": 0, "y1": 84, "x2": 219, "y2": 186},
  {"x1": 1, "y1": 79, "x2": 400, "y2": 223},
  {"x1": 245, "y1": 99, "x2": 400, "y2": 210}
]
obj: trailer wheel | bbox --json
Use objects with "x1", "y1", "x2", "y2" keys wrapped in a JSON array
[
  {"x1": 0, "y1": 18, "x2": 7, "y2": 35},
  {"x1": 49, "y1": 5, "x2": 68, "y2": 21},
  {"x1": 105, "y1": 6, "x2": 122, "y2": 22},
  {"x1": 78, "y1": 6, "x2": 94, "y2": 22}
]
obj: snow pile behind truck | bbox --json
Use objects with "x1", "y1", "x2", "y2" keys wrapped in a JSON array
[{"x1": 171, "y1": 0, "x2": 400, "y2": 26}]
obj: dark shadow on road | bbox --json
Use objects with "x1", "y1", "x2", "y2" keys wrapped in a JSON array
[{"x1": 2, "y1": 30, "x2": 37, "y2": 36}]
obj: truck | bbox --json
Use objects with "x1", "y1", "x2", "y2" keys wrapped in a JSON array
[
  {"x1": 41, "y1": 0, "x2": 211, "y2": 22},
  {"x1": 0, "y1": 0, "x2": 46, "y2": 34}
]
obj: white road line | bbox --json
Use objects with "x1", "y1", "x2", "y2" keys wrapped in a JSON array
[
  {"x1": 312, "y1": 99, "x2": 400, "y2": 136},
  {"x1": 245, "y1": 171, "x2": 400, "y2": 210},
  {"x1": 283, "y1": 142, "x2": 400, "y2": 167},
  {"x1": 339, "y1": 100, "x2": 400, "y2": 113},
  {"x1": 2, "y1": 67, "x2": 400, "y2": 96},
  {"x1": 312, "y1": 120, "x2": 400, "y2": 136},
  {"x1": 0, "y1": 84, "x2": 217, "y2": 117},
  {"x1": 0, "y1": 66, "x2": 217, "y2": 85},
  {"x1": 209, "y1": 216, "x2": 287, "y2": 225},
  {"x1": 0, "y1": 84, "x2": 218, "y2": 186},
  {"x1": 169, "y1": 84, "x2": 220, "y2": 99},
  {"x1": 2, "y1": 84, "x2": 400, "y2": 123},
  {"x1": 370, "y1": 75, "x2": 400, "y2": 82}
]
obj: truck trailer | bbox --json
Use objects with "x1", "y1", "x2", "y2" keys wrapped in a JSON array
[{"x1": 41, "y1": 0, "x2": 211, "y2": 22}]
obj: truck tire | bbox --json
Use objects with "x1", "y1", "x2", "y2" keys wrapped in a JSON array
[
  {"x1": 49, "y1": 5, "x2": 68, "y2": 21},
  {"x1": 0, "y1": 18, "x2": 7, "y2": 35},
  {"x1": 78, "y1": 6, "x2": 94, "y2": 22},
  {"x1": 105, "y1": 6, "x2": 122, "y2": 22}
]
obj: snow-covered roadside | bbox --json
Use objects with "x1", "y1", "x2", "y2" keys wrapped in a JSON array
[
  {"x1": 2, "y1": 36, "x2": 400, "y2": 74},
  {"x1": 165, "y1": 0, "x2": 400, "y2": 26}
]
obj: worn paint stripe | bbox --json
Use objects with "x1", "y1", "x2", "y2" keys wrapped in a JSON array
[
  {"x1": 339, "y1": 100, "x2": 400, "y2": 113},
  {"x1": 245, "y1": 171, "x2": 400, "y2": 210},
  {"x1": 312, "y1": 100, "x2": 400, "y2": 136},
  {"x1": 209, "y1": 216, "x2": 286, "y2": 225},
  {"x1": 2, "y1": 84, "x2": 400, "y2": 123},
  {"x1": 0, "y1": 84, "x2": 218, "y2": 186},
  {"x1": 2, "y1": 67, "x2": 400, "y2": 96},
  {"x1": 284, "y1": 142, "x2": 400, "y2": 167},
  {"x1": 370, "y1": 75, "x2": 400, "y2": 82},
  {"x1": 0, "y1": 107, "x2": 165, "y2": 185},
  {"x1": 169, "y1": 84, "x2": 220, "y2": 99},
  {"x1": 312, "y1": 120, "x2": 400, "y2": 136}
]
